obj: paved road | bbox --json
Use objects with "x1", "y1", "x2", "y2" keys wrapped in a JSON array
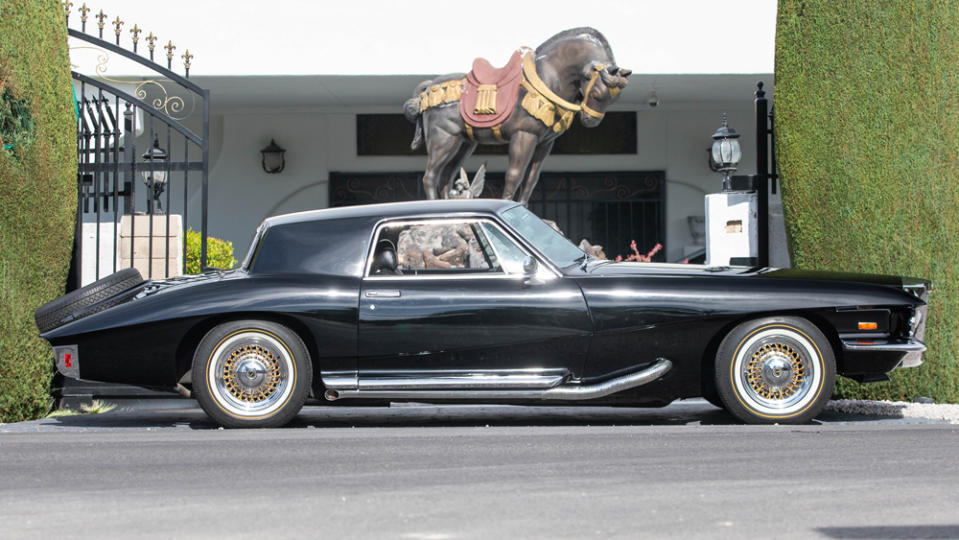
[{"x1": 1, "y1": 403, "x2": 958, "y2": 539}]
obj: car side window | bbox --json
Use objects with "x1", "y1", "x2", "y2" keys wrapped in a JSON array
[
  {"x1": 367, "y1": 219, "x2": 528, "y2": 277},
  {"x1": 478, "y1": 222, "x2": 528, "y2": 275}
]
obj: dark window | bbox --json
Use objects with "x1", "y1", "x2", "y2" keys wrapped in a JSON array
[
  {"x1": 329, "y1": 170, "x2": 665, "y2": 261},
  {"x1": 356, "y1": 112, "x2": 637, "y2": 156}
]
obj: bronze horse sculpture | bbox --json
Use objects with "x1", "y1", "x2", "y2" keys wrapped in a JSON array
[{"x1": 404, "y1": 27, "x2": 631, "y2": 203}]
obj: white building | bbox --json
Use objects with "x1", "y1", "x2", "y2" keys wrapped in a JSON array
[{"x1": 70, "y1": 0, "x2": 777, "y2": 265}]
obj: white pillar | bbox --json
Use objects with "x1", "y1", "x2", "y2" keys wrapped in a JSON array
[{"x1": 705, "y1": 192, "x2": 758, "y2": 266}]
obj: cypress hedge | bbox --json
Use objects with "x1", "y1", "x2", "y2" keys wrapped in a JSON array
[
  {"x1": 775, "y1": 1, "x2": 959, "y2": 402},
  {"x1": 0, "y1": 0, "x2": 77, "y2": 422}
]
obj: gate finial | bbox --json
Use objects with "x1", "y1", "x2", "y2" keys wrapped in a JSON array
[
  {"x1": 164, "y1": 41, "x2": 176, "y2": 70},
  {"x1": 130, "y1": 25, "x2": 142, "y2": 52},
  {"x1": 79, "y1": 3, "x2": 89, "y2": 32},
  {"x1": 96, "y1": 9, "x2": 106, "y2": 38},
  {"x1": 146, "y1": 32, "x2": 158, "y2": 61},
  {"x1": 63, "y1": 1, "x2": 73, "y2": 23},
  {"x1": 182, "y1": 50, "x2": 194, "y2": 77},
  {"x1": 112, "y1": 16, "x2": 124, "y2": 45}
]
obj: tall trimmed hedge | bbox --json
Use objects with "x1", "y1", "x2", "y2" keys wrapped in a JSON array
[
  {"x1": 775, "y1": 2, "x2": 959, "y2": 402},
  {"x1": 0, "y1": 0, "x2": 77, "y2": 422}
]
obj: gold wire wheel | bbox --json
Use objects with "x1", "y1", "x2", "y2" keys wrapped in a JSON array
[
  {"x1": 221, "y1": 345, "x2": 283, "y2": 403},
  {"x1": 745, "y1": 342, "x2": 806, "y2": 400},
  {"x1": 209, "y1": 331, "x2": 293, "y2": 417},
  {"x1": 734, "y1": 329, "x2": 819, "y2": 413}
]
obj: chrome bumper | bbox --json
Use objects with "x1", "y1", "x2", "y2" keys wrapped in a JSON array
[{"x1": 841, "y1": 338, "x2": 926, "y2": 369}]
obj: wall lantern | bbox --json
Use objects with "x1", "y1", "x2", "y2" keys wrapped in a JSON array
[
  {"x1": 260, "y1": 139, "x2": 286, "y2": 174},
  {"x1": 709, "y1": 113, "x2": 741, "y2": 191},
  {"x1": 141, "y1": 135, "x2": 168, "y2": 213}
]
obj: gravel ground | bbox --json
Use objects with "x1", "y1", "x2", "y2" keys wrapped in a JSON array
[{"x1": 826, "y1": 399, "x2": 959, "y2": 424}]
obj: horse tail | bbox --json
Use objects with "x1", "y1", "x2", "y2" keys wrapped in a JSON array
[{"x1": 404, "y1": 79, "x2": 432, "y2": 150}]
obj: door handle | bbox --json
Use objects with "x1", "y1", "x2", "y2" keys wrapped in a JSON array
[{"x1": 365, "y1": 289, "x2": 401, "y2": 298}]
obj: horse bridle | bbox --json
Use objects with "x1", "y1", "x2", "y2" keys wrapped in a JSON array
[
  {"x1": 521, "y1": 52, "x2": 616, "y2": 121},
  {"x1": 580, "y1": 63, "x2": 610, "y2": 119}
]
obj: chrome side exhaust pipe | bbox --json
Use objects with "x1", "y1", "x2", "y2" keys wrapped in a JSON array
[
  {"x1": 541, "y1": 358, "x2": 672, "y2": 400},
  {"x1": 324, "y1": 358, "x2": 672, "y2": 402}
]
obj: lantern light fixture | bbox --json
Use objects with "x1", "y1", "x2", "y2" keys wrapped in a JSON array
[
  {"x1": 141, "y1": 135, "x2": 168, "y2": 213},
  {"x1": 710, "y1": 113, "x2": 742, "y2": 191},
  {"x1": 260, "y1": 139, "x2": 286, "y2": 174}
]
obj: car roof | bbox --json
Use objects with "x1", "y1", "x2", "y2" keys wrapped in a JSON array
[{"x1": 262, "y1": 199, "x2": 523, "y2": 228}]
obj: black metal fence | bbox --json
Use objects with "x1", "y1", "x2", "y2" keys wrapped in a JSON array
[{"x1": 66, "y1": 4, "x2": 209, "y2": 290}]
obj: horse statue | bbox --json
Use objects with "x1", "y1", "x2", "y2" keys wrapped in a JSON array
[{"x1": 403, "y1": 27, "x2": 631, "y2": 203}]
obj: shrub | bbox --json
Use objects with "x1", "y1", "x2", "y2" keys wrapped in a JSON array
[
  {"x1": 184, "y1": 228, "x2": 237, "y2": 274},
  {"x1": 776, "y1": 1, "x2": 959, "y2": 402},
  {"x1": 0, "y1": 1, "x2": 77, "y2": 422}
]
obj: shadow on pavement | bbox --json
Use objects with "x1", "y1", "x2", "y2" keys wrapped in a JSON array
[
  {"x1": 9, "y1": 401, "x2": 737, "y2": 431},
  {"x1": 3, "y1": 399, "x2": 927, "y2": 432},
  {"x1": 818, "y1": 525, "x2": 959, "y2": 539}
]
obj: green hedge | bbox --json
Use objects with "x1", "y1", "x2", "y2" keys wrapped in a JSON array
[
  {"x1": 775, "y1": 1, "x2": 959, "y2": 402},
  {"x1": 0, "y1": 0, "x2": 77, "y2": 422}
]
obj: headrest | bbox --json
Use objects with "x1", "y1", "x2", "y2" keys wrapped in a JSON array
[{"x1": 372, "y1": 240, "x2": 398, "y2": 275}]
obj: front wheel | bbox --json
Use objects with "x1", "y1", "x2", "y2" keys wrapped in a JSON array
[
  {"x1": 715, "y1": 316, "x2": 835, "y2": 424},
  {"x1": 193, "y1": 320, "x2": 312, "y2": 428}
]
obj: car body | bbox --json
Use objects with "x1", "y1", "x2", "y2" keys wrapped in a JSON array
[{"x1": 38, "y1": 199, "x2": 930, "y2": 427}]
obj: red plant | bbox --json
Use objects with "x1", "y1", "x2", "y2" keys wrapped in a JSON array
[{"x1": 615, "y1": 240, "x2": 662, "y2": 262}]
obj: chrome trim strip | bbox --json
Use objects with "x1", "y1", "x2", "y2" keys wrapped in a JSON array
[
  {"x1": 841, "y1": 338, "x2": 926, "y2": 353},
  {"x1": 326, "y1": 358, "x2": 672, "y2": 401},
  {"x1": 356, "y1": 374, "x2": 566, "y2": 391},
  {"x1": 364, "y1": 273, "x2": 526, "y2": 282},
  {"x1": 363, "y1": 215, "x2": 561, "y2": 280}
]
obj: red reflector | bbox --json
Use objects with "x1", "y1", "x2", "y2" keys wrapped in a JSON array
[
  {"x1": 64, "y1": 353, "x2": 72, "y2": 368},
  {"x1": 857, "y1": 340, "x2": 875, "y2": 346},
  {"x1": 858, "y1": 322, "x2": 878, "y2": 330}
]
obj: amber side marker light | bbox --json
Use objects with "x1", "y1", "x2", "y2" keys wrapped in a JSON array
[{"x1": 858, "y1": 322, "x2": 878, "y2": 331}]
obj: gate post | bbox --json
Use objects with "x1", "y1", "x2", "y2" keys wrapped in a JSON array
[
  {"x1": 754, "y1": 82, "x2": 770, "y2": 267},
  {"x1": 123, "y1": 105, "x2": 135, "y2": 215}
]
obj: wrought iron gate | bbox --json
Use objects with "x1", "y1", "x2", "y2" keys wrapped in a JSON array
[{"x1": 66, "y1": 4, "x2": 209, "y2": 290}]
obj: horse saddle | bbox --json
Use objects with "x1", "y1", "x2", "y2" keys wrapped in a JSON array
[{"x1": 460, "y1": 49, "x2": 526, "y2": 129}]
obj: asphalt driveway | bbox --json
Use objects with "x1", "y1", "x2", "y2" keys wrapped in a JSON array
[{"x1": 2, "y1": 401, "x2": 958, "y2": 539}]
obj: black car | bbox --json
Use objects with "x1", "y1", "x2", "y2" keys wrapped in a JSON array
[{"x1": 36, "y1": 199, "x2": 929, "y2": 427}]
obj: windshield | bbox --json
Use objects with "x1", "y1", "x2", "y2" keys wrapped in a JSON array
[{"x1": 500, "y1": 205, "x2": 586, "y2": 268}]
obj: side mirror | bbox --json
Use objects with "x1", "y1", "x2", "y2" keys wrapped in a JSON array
[{"x1": 522, "y1": 256, "x2": 538, "y2": 286}]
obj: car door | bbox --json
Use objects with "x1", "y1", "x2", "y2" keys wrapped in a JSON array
[{"x1": 357, "y1": 216, "x2": 592, "y2": 381}]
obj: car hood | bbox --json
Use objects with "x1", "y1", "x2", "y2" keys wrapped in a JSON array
[{"x1": 580, "y1": 261, "x2": 908, "y2": 288}]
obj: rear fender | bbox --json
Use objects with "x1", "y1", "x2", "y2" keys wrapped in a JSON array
[{"x1": 175, "y1": 312, "x2": 322, "y2": 396}]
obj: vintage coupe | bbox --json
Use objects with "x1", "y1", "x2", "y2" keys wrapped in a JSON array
[{"x1": 37, "y1": 200, "x2": 929, "y2": 427}]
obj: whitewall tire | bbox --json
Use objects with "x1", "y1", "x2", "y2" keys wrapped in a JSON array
[{"x1": 715, "y1": 316, "x2": 835, "y2": 424}]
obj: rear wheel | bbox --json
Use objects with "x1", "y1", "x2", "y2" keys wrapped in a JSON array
[
  {"x1": 193, "y1": 320, "x2": 311, "y2": 428},
  {"x1": 715, "y1": 316, "x2": 835, "y2": 424}
]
